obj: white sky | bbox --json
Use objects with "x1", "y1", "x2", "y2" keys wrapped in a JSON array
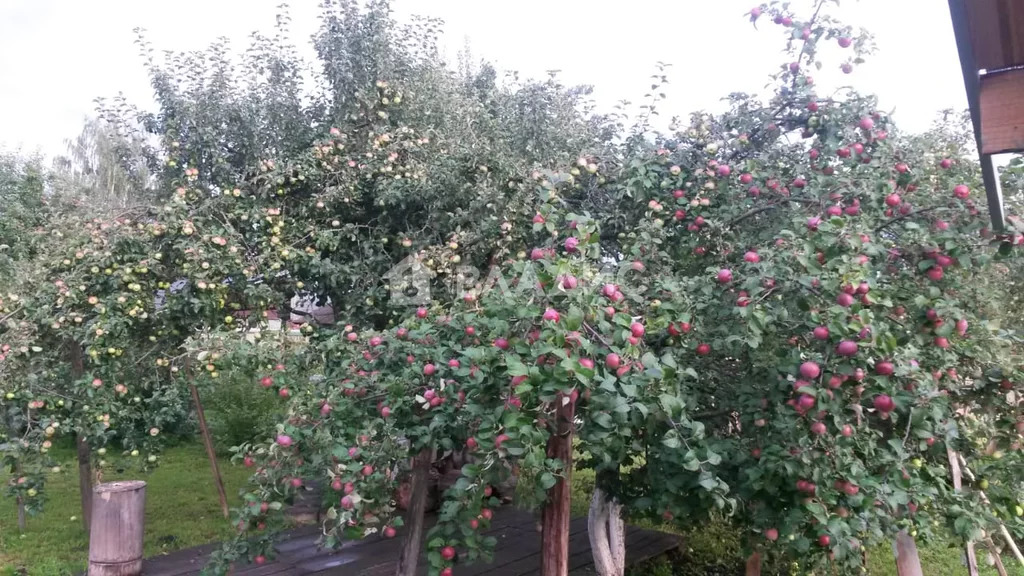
[{"x1": 0, "y1": 0, "x2": 967, "y2": 160}]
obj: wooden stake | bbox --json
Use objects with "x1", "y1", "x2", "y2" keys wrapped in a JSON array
[
  {"x1": 947, "y1": 447, "x2": 979, "y2": 576},
  {"x1": 88, "y1": 481, "x2": 146, "y2": 576},
  {"x1": 395, "y1": 447, "x2": 434, "y2": 576},
  {"x1": 895, "y1": 530, "x2": 924, "y2": 576},
  {"x1": 540, "y1": 396, "x2": 575, "y2": 576},
  {"x1": 185, "y1": 358, "x2": 229, "y2": 518}
]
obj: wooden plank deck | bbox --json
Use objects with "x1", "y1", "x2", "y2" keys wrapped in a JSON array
[{"x1": 141, "y1": 509, "x2": 679, "y2": 576}]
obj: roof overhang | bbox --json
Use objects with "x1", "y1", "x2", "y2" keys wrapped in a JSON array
[{"x1": 947, "y1": 0, "x2": 1024, "y2": 230}]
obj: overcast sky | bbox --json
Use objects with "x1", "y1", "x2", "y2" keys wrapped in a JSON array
[{"x1": 0, "y1": 0, "x2": 967, "y2": 160}]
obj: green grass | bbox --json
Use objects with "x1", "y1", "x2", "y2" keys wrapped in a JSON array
[{"x1": 0, "y1": 443, "x2": 251, "y2": 576}]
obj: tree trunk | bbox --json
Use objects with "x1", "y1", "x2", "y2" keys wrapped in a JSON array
[
  {"x1": 17, "y1": 495, "x2": 26, "y2": 531},
  {"x1": 541, "y1": 396, "x2": 575, "y2": 576},
  {"x1": 589, "y1": 488, "x2": 625, "y2": 576},
  {"x1": 68, "y1": 338, "x2": 93, "y2": 534},
  {"x1": 77, "y1": 434, "x2": 94, "y2": 533},
  {"x1": 894, "y1": 530, "x2": 923, "y2": 576},
  {"x1": 88, "y1": 480, "x2": 146, "y2": 576},
  {"x1": 745, "y1": 551, "x2": 762, "y2": 576},
  {"x1": 395, "y1": 447, "x2": 434, "y2": 576},
  {"x1": 186, "y1": 362, "x2": 229, "y2": 518}
]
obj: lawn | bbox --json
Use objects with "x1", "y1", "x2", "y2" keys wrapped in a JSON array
[
  {"x1": 2, "y1": 445, "x2": 1020, "y2": 575},
  {"x1": 0, "y1": 442, "x2": 250, "y2": 576}
]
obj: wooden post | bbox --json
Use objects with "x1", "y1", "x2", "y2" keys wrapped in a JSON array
[
  {"x1": 88, "y1": 481, "x2": 146, "y2": 576},
  {"x1": 745, "y1": 551, "x2": 762, "y2": 576},
  {"x1": 395, "y1": 447, "x2": 434, "y2": 576},
  {"x1": 541, "y1": 396, "x2": 575, "y2": 576},
  {"x1": 947, "y1": 447, "x2": 980, "y2": 576},
  {"x1": 185, "y1": 358, "x2": 229, "y2": 518},
  {"x1": 895, "y1": 530, "x2": 924, "y2": 576}
]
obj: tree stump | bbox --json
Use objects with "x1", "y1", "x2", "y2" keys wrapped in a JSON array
[{"x1": 88, "y1": 481, "x2": 146, "y2": 576}]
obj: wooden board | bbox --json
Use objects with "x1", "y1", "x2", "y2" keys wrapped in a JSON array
[
  {"x1": 980, "y1": 67, "x2": 1024, "y2": 154},
  {"x1": 139, "y1": 509, "x2": 680, "y2": 576}
]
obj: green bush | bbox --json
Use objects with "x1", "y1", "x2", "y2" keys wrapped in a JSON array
[{"x1": 200, "y1": 372, "x2": 282, "y2": 454}]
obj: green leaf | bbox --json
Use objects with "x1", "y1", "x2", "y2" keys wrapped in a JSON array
[{"x1": 662, "y1": 430, "x2": 682, "y2": 449}]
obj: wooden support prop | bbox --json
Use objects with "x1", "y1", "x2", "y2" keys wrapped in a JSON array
[
  {"x1": 895, "y1": 530, "x2": 924, "y2": 576},
  {"x1": 745, "y1": 551, "x2": 762, "y2": 576},
  {"x1": 947, "y1": 447, "x2": 980, "y2": 576},
  {"x1": 986, "y1": 538, "x2": 1009, "y2": 576},
  {"x1": 88, "y1": 480, "x2": 146, "y2": 576},
  {"x1": 395, "y1": 447, "x2": 434, "y2": 576},
  {"x1": 955, "y1": 452, "x2": 1023, "y2": 567},
  {"x1": 185, "y1": 358, "x2": 229, "y2": 518},
  {"x1": 541, "y1": 395, "x2": 575, "y2": 576}
]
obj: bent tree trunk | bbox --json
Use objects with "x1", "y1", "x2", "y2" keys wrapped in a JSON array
[
  {"x1": 589, "y1": 487, "x2": 625, "y2": 576},
  {"x1": 541, "y1": 396, "x2": 575, "y2": 576},
  {"x1": 395, "y1": 447, "x2": 434, "y2": 576}
]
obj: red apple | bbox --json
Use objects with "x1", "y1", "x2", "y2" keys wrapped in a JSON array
[
  {"x1": 873, "y1": 394, "x2": 895, "y2": 413},
  {"x1": 836, "y1": 340, "x2": 858, "y2": 356},
  {"x1": 799, "y1": 362, "x2": 821, "y2": 380}
]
